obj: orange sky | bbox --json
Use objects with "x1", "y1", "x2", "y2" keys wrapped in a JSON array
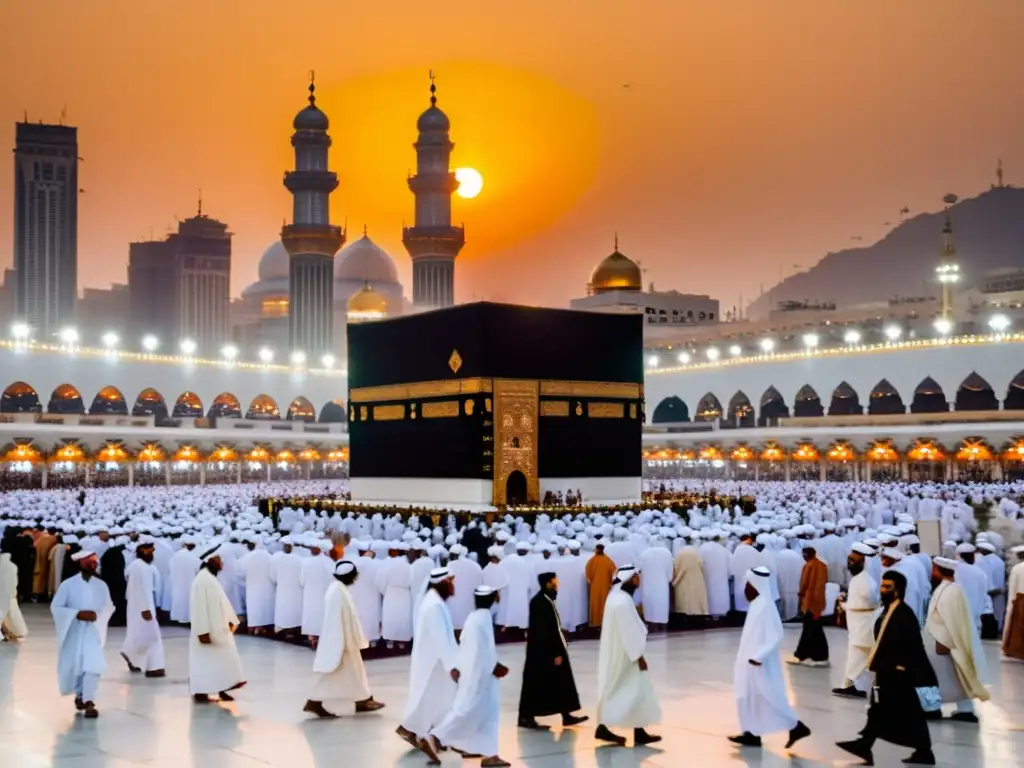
[{"x1": 1, "y1": 0, "x2": 1022, "y2": 312}]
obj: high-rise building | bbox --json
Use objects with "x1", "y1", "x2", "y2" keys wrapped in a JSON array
[
  {"x1": 128, "y1": 203, "x2": 232, "y2": 352},
  {"x1": 282, "y1": 76, "x2": 344, "y2": 358},
  {"x1": 13, "y1": 121, "x2": 79, "y2": 336},
  {"x1": 403, "y1": 76, "x2": 464, "y2": 309}
]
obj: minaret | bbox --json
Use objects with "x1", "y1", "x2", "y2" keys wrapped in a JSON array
[
  {"x1": 282, "y1": 72, "x2": 344, "y2": 358},
  {"x1": 403, "y1": 73, "x2": 465, "y2": 309},
  {"x1": 936, "y1": 193, "x2": 960, "y2": 320}
]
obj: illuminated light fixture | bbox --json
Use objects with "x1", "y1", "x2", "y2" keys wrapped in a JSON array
[
  {"x1": 843, "y1": 328, "x2": 861, "y2": 344},
  {"x1": 802, "y1": 332, "x2": 819, "y2": 349},
  {"x1": 141, "y1": 334, "x2": 159, "y2": 353},
  {"x1": 936, "y1": 263, "x2": 960, "y2": 284},
  {"x1": 728, "y1": 344, "x2": 742, "y2": 357},
  {"x1": 705, "y1": 347, "x2": 720, "y2": 361},
  {"x1": 759, "y1": 338, "x2": 775, "y2": 353},
  {"x1": 989, "y1": 314, "x2": 1011, "y2": 333},
  {"x1": 883, "y1": 325, "x2": 902, "y2": 341},
  {"x1": 321, "y1": 353, "x2": 336, "y2": 369},
  {"x1": 10, "y1": 322, "x2": 30, "y2": 341},
  {"x1": 677, "y1": 351, "x2": 691, "y2": 365},
  {"x1": 258, "y1": 347, "x2": 274, "y2": 364},
  {"x1": 290, "y1": 350, "x2": 307, "y2": 366},
  {"x1": 221, "y1": 344, "x2": 239, "y2": 361},
  {"x1": 58, "y1": 327, "x2": 79, "y2": 345},
  {"x1": 933, "y1": 317, "x2": 953, "y2": 335},
  {"x1": 101, "y1": 331, "x2": 119, "y2": 349},
  {"x1": 646, "y1": 354, "x2": 660, "y2": 368},
  {"x1": 179, "y1": 338, "x2": 197, "y2": 356}
]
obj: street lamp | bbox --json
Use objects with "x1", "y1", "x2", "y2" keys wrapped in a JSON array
[
  {"x1": 933, "y1": 317, "x2": 953, "y2": 336},
  {"x1": 291, "y1": 350, "x2": 307, "y2": 366},
  {"x1": 221, "y1": 344, "x2": 239, "y2": 361},
  {"x1": 802, "y1": 332, "x2": 819, "y2": 349},
  {"x1": 179, "y1": 339, "x2": 197, "y2": 356},
  {"x1": 989, "y1": 314, "x2": 1011, "y2": 333},
  {"x1": 141, "y1": 335, "x2": 159, "y2": 353},
  {"x1": 101, "y1": 331, "x2": 119, "y2": 349},
  {"x1": 759, "y1": 338, "x2": 775, "y2": 353},
  {"x1": 58, "y1": 327, "x2": 79, "y2": 346},
  {"x1": 321, "y1": 353, "x2": 336, "y2": 369},
  {"x1": 706, "y1": 347, "x2": 720, "y2": 361},
  {"x1": 10, "y1": 322, "x2": 30, "y2": 341},
  {"x1": 843, "y1": 329, "x2": 861, "y2": 345},
  {"x1": 258, "y1": 347, "x2": 274, "y2": 364},
  {"x1": 884, "y1": 325, "x2": 902, "y2": 341},
  {"x1": 677, "y1": 351, "x2": 691, "y2": 365},
  {"x1": 728, "y1": 344, "x2": 742, "y2": 357}
]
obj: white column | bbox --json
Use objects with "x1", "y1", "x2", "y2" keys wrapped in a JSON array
[{"x1": 128, "y1": 463, "x2": 135, "y2": 487}]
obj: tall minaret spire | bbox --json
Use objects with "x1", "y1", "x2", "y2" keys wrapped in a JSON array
[
  {"x1": 402, "y1": 72, "x2": 465, "y2": 309},
  {"x1": 936, "y1": 193, "x2": 961, "y2": 323},
  {"x1": 996, "y1": 158, "x2": 1005, "y2": 189},
  {"x1": 282, "y1": 73, "x2": 344, "y2": 359}
]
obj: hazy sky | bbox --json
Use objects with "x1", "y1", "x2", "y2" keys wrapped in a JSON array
[{"x1": 2, "y1": 1, "x2": 1022, "y2": 311}]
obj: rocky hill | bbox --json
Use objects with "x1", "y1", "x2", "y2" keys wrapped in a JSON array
[{"x1": 747, "y1": 186, "x2": 1024, "y2": 318}]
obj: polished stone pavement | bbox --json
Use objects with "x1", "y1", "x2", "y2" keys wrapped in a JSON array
[{"x1": 2, "y1": 606, "x2": 1022, "y2": 767}]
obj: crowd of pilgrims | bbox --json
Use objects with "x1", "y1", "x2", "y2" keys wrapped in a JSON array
[{"x1": 1, "y1": 479, "x2": 1024, "y2": 765}]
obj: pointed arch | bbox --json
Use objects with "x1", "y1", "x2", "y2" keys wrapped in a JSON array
[
  {"x1": 287, "y1": 396, "x2": 316, "y2": 422},
  {"x1": 318, "y1": 400, "x2": 347, "y2": 423},
  {"x1": 172, "y1": 391, "x2": 204, "y2": 418},
  {"x1": 89, "y1": 386, "x2": 128, "y2": 415},
  {"x1": 910, "y1": 376, "x2": 949, "y2": 414},
  {"x1": 1005, "y1": 370, "x2": 1024, "y2": 410},
  {"x1": 793, "y1": 384, "x2": 824, "y2": 418},
  {"x1": 758, "y1": 386, "x2": 789, "y2": 426},
  {"x1": 827, "y1": 381, "x2": 862, "y2": 416},
  {"x1": 694, "y1": 392, "x2": 723, "y2": 422},
  {"x1": 954, "y1": 371, "x2": 998, "y2": 411},
  {"x1": 868, "y1": 378, "x2": 905, "y2": 415},
  {"x1": 207, "y1": 392, "x2": 241, "y2": 419},
  {"x1": 47, "y1": 383, "x2": 85, "y2": 415},
  {"x1": 246, "y1": 394, "x2": 280, "y2": 420},
  {"x1": 727, "y1": 391, "x2": 755, "y2": 428},
  {"x1": 0, "y1": 381, "x2": 41, "y2": 414},
  {"x1": 651, "y1": 396, "x2": 689, "y2": 424},
  {"x1": 132, "y1": 388, "x2": 168, "y2": 418}
]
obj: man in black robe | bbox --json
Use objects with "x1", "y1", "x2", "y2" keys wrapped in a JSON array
[
  {"x1": 100, "y1": 544, "x2": 128, "y2": 627},
  {"x1": 518, "y1": 572, "x2": 589, "y2": 729},
  {"x1": 837, "y1": 570, "x2": 937, "y2": 766},
  {"x1": 11, "y1": 528, "x2": 36, "y2": 601}
]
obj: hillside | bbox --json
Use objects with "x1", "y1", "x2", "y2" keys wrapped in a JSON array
[{"x1": 747, "y1": 186, "x2": 1024, "y2": 317}]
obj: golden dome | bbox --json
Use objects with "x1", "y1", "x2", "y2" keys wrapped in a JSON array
[
  {"x1": 346, "y1": 283, "x2": 388, "y2": 318},
  {"x1": 589, "y1": 247, "x2": 642, "y2": 294}
]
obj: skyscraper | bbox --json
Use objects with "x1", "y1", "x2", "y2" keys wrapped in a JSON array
[
  {"x1": 128, "y1": 202, "x2": 232, "y2": 352},
  {"x1": 13, "y1": 120, "x2": 79, "y2": 336},
  {"x1": 403, "y1": 76, "x2": 465, "y2": 309},
  {"x1": 282, "y1": 75, "x2": 344, "y2": 358}
]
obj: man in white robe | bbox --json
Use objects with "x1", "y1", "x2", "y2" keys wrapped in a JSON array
[
  {"x1": 555, "y1": 541, "x2": 587, "y2": 633},
  {"x1": 300, "y1": 539, "x2": 335, "y2": 647},
  {"x1": 168, "y1": 538, "x2": 200, "y2": 624},
  {"x1": 728, "y1": 566, "x2": 811, "y2": 749},
  {"x1": 271, "y1": 538, "x2": 303, "y2": 634},
  {"x1": 639, "y1": 537, "x2": 673, "y2": 628},
  {"x1": 446, "y1": 545, "x2": 483, "y2": 632},
  {"x1": 926, "y1": 557, "x2": 990, "y2": 721},
  {"x1": 497, "y1": 542, "x2": 533, "y2": 631},
  {"x1": 239, "y1": 541, "x2": 275, "y2": 633},
  {"x1": 303, "y1": 561, "x2": 385, "y2": 718},
  {"x1": 833, "y1": 543, "x2": 879, "y2": 698},
  {"x1": 481, "y1": 547, "x2": 510, "y2": 628},
  {"x1": 398, "y1": 567, "x2": 460, "y2": 763},
  {"x1": 50, "y1": 551, "x2": 114, "y2": 718},
  {"x1": 430, "y1": 586, "x2": 511, "y2": 767},
  {"x1": 731, "y1": 535, "x2": 762, "y2": 613},
  {"x1": 377, "y1": 546, "x2": 413, "y2": 648},
  {"x1": 347, "y1": 541, "x2": 383, "y2": 644},
  {"x1": 699, "y1": 533, "x2": 732, "y2": 617},
  {"x1": 976, "y1": 542, "x2": 1005, "y2": 636},
  {"x1": 409, "y1": 544, "x2": 434, "y2": 636},
  {"x1": 120, "y1": 540, "x2": 165, "y2": 677},
  {"x1": 954, "y1": 544, "x2": 989, "y2": 631},
  {"x1": 189, "y1": 544, "x2": 246, "y2": 703},
  {"x1": 0, "y1": 546, "x2": 28, "y2": 640},
  {"x1": 594, "y1": 565, "x2": 662, "y2": 747}
]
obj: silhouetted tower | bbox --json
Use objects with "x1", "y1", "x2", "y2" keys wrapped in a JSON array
[
  {"x1": 936, "y1": 193, "x2": 960, "y2": 320},
  {"x1": 282, "y1": 73, "x2": 344, "y2": 358},
  {"x1": 403, "y1": 73, "x2": 465, "y2": 309}
]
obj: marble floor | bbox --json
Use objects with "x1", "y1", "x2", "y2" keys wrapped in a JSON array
[{"x1": 2, "y1": 606, "x2": 1022, "y2": 767}]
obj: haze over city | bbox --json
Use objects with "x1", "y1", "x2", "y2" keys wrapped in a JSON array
[{"x1": 2, "y1": 0, "x2": 1022, "y2": 310}]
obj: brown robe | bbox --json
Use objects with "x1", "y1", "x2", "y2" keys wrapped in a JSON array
[
  {"x1": 585, "y1": 552, "x2": 616, "y2": 627},
  {"x1": 32, "y1": 533, "x2": 57, "y2": 596},
  {"x1": 798, "y1": 557, "x2": 828, "y2": 618},
  {"x1": 1003, "y1": 594, "x2": 1024, "y2": 661}
]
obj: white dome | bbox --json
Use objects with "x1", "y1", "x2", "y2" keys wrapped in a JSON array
[
  {"x1": 334, "y1": 235, "x2": 399, "y2": 285},
  {"x1": 259, "y1": 241, "x2": 290, "y2": 281}
]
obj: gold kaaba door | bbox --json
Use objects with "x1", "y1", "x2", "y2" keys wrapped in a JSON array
[{"x1": 492, "y1": 379, "x2": 539, "y2": 506}]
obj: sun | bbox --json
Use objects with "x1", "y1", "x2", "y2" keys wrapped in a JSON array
[{"x1": 455, "y1": 167, "x2": 484, "y2": 199}]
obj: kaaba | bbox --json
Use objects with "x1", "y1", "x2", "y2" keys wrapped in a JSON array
[{"x1": 347, "y1": 302, "x2": 644, "y2": 509}]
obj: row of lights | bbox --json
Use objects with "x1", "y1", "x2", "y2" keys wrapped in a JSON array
[
  {"x1": 647, "y1": 314, "x2": 1014, "y2": 369},
  {"x1": 9, "y1": 324, "x2": 337, "y2": 369}
]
